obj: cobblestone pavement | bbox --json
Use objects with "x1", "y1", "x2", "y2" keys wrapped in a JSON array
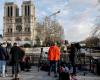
[{"x1": 0, "y1": 66, "x2": 100, "y2": 80}]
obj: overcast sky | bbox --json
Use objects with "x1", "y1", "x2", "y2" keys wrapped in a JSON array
[{"x1": 0, "y1": 0, "x2": 99, "y2": 42}]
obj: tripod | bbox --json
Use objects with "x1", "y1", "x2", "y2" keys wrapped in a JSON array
[{"x1": 38, "y1": 47, "x2": 43, "y2": 72}]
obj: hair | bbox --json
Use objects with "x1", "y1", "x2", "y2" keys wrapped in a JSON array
[
  {"x1": 50, "y1": 41, "x2": 55, "y2": 46},
  {"x1": 70, "y1": 73, "x2": 76, "y2": 76},
  {"x1": 0, "y1": 43, "x2": 2, "y2": 46},
  {"x1": 13, "y1": 42, "x2": 17, "y2": 46}
]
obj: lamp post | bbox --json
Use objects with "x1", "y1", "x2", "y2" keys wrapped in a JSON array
[{"x1": 44, "y1": 11, "x2": 60, "y2": 43}]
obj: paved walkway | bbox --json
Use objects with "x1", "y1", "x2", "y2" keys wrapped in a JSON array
[
  {"x1": 0, "y1": 66, "x2": 100, "y2": 80},
  {"x1": 0, "y1": 66, "x2": 55, "y2": 80},
  {"x1": 77, "y1": 72, "x2": 100, "y2": 80}
]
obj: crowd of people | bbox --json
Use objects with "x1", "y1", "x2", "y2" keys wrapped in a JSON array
[
  {"x1": 0, "y1": 42, "x2": 31, "y2": 78},
  {"x1": 0, "y1": 41, "x2": 79, "y2": 80},
  {"x1": 47, "y1": 41, "x2": 79, "y2": 80}
]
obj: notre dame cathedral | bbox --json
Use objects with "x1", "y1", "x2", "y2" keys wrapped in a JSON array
[{"x1": 3, "y1": 0, "x2": 37, "y2": 45}]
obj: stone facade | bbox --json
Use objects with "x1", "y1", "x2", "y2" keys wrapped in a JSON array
[{"x1": 3, "y1": 1, "x2": 37, "y2": 45}]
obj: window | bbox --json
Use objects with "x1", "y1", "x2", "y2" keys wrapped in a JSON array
[
  {"x1": 8, "y1": 7, "x2": 10, "y2": 17},
  {"x1": 16, "y1": 8, "x2": 19, "y2": 16},
  {"x1": 10, "y1": 28, "x2": 12, "y2": 33},
  {"x1": 15, "y1": 18, "x2": 22, "y2": 23},
  {"x1": 15, "y1": 37, "x2": 21, "y2": 41},
  {"x1": 8, "y1": 28, "x2": 12, "y2": 33},
  {"x1": 25, "y1": 5, "x2": 27, "y2": 16},
  {"x1": 28, "y1": 5, "x2": 30, "y2": 16},
  {"x1": 25, "y1": 27, "x2": 27, "y2": 32},
  {"x1": 25, "y1": 27, "x2": 30, "y2": 32},
  {"x1": 16, "y1": 25, "x2": 22, "y2": 32},
  {"x1": 8, "y1": 28, "x2": 9, "y2": 32},
  {"x1": 11, "y1": 6, "x2": 13, "y2": 16},
  {"x1": 7, "y1": 39, "x2": 11, "y2": 41},
  {"x1": 28, "y1": 27, "x2": 30, "y2": 32},
  {"x1": 25, "y1": 38, "x2": 30, "y2": 41}
]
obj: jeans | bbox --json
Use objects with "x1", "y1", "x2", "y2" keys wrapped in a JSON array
[
  {"x1": 49, "y1": 61, "x2": 58, "y2": 76},
  {"x1": 0, "y1": 60, "x2": 6, "y2": 77}
]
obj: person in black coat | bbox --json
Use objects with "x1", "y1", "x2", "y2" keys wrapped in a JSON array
[
  {"x1": 69, "y1": 44, "x2": 76, "y2": 74},
  {"x1": 10, "y1": 42, "x2": 24, "y2": 78}
]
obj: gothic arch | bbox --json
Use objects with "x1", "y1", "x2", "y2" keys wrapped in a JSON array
[
  {"x1": 15, "y1": 37, "x2": 21, "y2": 41},
  {"x1": 24, "y1": 38, "x2": 30, "y2": 41},
  {"x1": 7, "y1": 38, "x2": 11, "y2": 41}
]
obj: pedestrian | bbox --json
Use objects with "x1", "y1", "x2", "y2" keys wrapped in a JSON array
[
  {"x1": 19, "y1": 47, "x2": 25, "y2": 71},
  {"x1": 24, "y1": 55, "x2": 31, "y2": 72},
  {"x1": 59, "y1": 64, "x2": 70, "y2": 80},
  {"x1": 0, "y1": 43, "x2": 8, "y2": 77},
  {"x1": 2, "y1": 42, "x2": 11, "y2": 77},
  {"x1": 10, "y1": 42, "x2": 24, "y2": 78},
  {"x1": 69, "y1": 43, "x2": 76, "y2": 74},
  {"x1": 48, "y1": 41, "x2": 60, "y2": 77}
]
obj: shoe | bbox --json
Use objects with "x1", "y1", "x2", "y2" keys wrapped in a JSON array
[
  {"x1": 1, "y1": 74, "x2": 6, "y2": 78},
  {"x1": 26, "y1": 69, "x2": 30, "y2": 72},
  {"x1": 54, "y1": 74, "x2": 58, "y2": 77},
  {"x1": 5, "y1": 74, "x2": 8, "y2": 77},
  {"x1": 17, "y1": 74, "x2": 20, "y2": 78},
  {"x1": 2, "y1": 75, "x2": 6, "y2": 78},
  {"x1": 11, "y1": 74, "x2": 13, "y2": 77},
  {"x1": 48, "y1": 73, "x2": 51, "y2": 76}
]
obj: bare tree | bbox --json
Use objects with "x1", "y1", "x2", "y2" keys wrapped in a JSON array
[
  {"x1": 44, "y1": 17, "x2": 64, "y2": 44},
  {"x1": 36, "y1": 22, "x2": 44, "y2": 41},
  {"x1": 85, "y1": 37, "x2": 100, "y2": 47},
  {"x1": 36, "y1": 17, "x2": 64, "y2": 46}
]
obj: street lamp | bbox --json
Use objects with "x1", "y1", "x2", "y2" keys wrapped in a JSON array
[{"x1": 44, "y1": 11, "x2": 60, "y2": 43}]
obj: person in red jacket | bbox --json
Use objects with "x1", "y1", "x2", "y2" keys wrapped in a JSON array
[{"x1": 48, "y1": 41, "x2": 60, "y2": 77}]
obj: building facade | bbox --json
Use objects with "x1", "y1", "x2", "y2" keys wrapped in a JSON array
[{"x1": 3, "y1": 1, "x2": 37, "y2": 45}]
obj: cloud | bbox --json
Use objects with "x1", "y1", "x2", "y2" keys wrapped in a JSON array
[
  {"x1": 0, "y1": 0, "x2": 98, "y2": 42},
  {"x1": 65, "y1": 22, "x2": 93, "y2": 42},
  {"x1": 69, "y1": 0, "x2": 98, "y2": 6},
  {"x1": 61, "y1": 0, "x2": 99, "y2": 42}
]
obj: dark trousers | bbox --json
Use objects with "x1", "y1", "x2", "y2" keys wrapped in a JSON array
[
  {"x1": 12, "y1": 62, "x2": 20, "y2": 75},
  {"x1": 70, "y1": 60, "x2": 76, "y2": 74},
  {"x1": 49, "y1": 60, "x2": 58, "y2": 75},
  {"x1": 20, "y1": 62, "x2": 25, "y2": 71},
  {"x1": 59, "y1": 72, "x2": 70, "y2": 80}
]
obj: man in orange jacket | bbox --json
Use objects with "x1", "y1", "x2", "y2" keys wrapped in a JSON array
[{"x1": 48, "y1": 42, "x2": 60, "y2": 77}]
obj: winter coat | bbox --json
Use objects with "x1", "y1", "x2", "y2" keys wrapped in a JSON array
[
  {"x1": 0, "y1": 46, "x2": 7, "y2": 60},
  {"x1": 10, "y1": 46, "x2": 24, "y2": 63},
  {"x1": 48, "y1": 45, "x2": 60, "y2": 61}
]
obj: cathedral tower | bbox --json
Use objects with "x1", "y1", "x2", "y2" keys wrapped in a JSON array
[{"x1": 3, "y1": 1, "x2": 36, "y2": 45}]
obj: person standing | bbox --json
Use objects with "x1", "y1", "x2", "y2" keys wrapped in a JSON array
[
  {"x1": 69, "y1": 44, "x2": 76, "y2": 74},
  {"x1": 48, "y1": 42, "x2": 60, "y2": 77},
  {"x1": 0, "y1": 43, "x2": 7, "y2": 77},
  {"x1": 2, "y1": 42, "x2": 10, "y2": 77},
  {"x1": 10, "y1": 42, "x2": 23, "y2": 78},
  {"x1": 19, "y1": 47, "x2": 25, "y2": 71}
]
